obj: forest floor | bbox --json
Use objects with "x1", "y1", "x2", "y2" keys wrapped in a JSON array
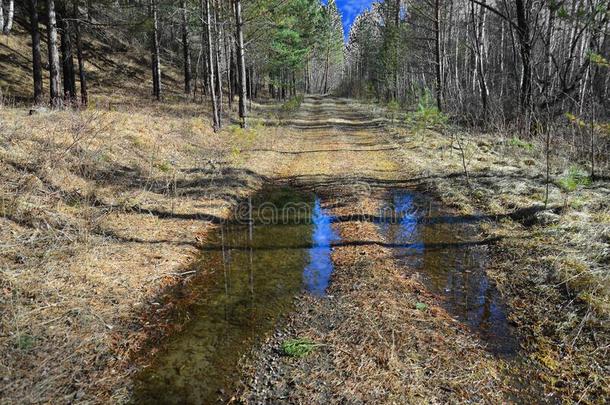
[{"x1": 0, "y1": 95, "x2": 608, "y2": 404}]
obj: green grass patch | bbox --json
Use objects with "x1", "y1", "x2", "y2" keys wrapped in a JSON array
[
  {"x1": 405, "y1": 90, "x2": 447, "y2": 132},
  {"x1": 507, "y1": 137, "x2": 534, "y2": 151},
  {"x1": 281, "y1": 95, "x2": 304, "y2": 113},
  {"x1": 281, "y1": 338, "x2": 317, "y2": 358},
  {"x1": 16, "y1": 334, "x2": 35, "y2": 351},
  {"x1": 156, "y1": 161, "x2": 172, "y2": 173},
  {"x1": 557, "y1": 166, "x2": 591, "y2": 192}
]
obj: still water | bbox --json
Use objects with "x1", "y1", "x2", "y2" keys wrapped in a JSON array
[
  {"x1": 133, "y1": 187, "x2": 516, "y2": 404},
  {"x1": 132, "y1": 187, "x2": 338, "y2": 404},
  {"x1": 379, "y1": 190, "x2": 517, "y2": 355}
]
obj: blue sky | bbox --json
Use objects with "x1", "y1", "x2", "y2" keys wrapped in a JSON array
[{"x1": 324, "y1": 0, "x2": 375, "y2": 41}]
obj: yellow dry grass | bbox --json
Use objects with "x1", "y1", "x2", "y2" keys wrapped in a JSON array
[{"x1": 0, "y1": 98, "x2": 291, "y2": 403}]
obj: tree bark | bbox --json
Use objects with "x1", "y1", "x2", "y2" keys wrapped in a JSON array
[
  {"x1": 46, "y1": 0, "x2": 62, "y2": 107},
  {"x1": 515, "y1": 0, "x2": 531, "y2": 115},
  {"x1": 29, "y1": 0, "x2": 44, "y2": 104},
  {"x1": 234, "y1": 0, "x2": 247, "y2": 127},
  {"x1": 3, "y1": 0, "x2": 13, "y2": 34},
  {"x1": 212, "y1": 0, "x2": 223, "y2": 115},
  {"x1": 0, "y1": 1, "x2": 4, "y2": 33},
  {"x1": 151, "y1": 0, "x2": 161, "y2": 100},
  {"x1": 181, "y1": 0, "x2": 192, "y2": 95},
  {"x1": 203, "y1": 0, "x2": 220, "y2": 131},
  {"x1": 59, "y1": 2, "x2": 76, "y2": 103},
  {"x1": 434, "y1": 0, "x2": 443, "y2": 111},
  {"x1": 74, "y1": 0, "x2": 87, "y2": 106}
]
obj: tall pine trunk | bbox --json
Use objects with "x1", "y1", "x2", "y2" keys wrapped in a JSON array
[
  {"x1": 151, "y1": 0, "x2": 161, "y2": 100},
  {"x1": 515, "y1": 0, "x2": 531, "y2": 117},
  {"x1": 3, "y1": 0, "x2": 14, "y2": 34},
  {"x1": 29, "y1": 0, "x2": 43, "y2": 104},
  {"x1": 212, "y1": 0, "x2": 223, "y2": 116},
  {"x1": 74, "y1": 0, "x2": 87, "y2": 106},
  {"x1": 181, "y1": 0, "x2": 192, "y2": 95},
  {"x1": 434, "y1": 0, "x2": 443, "y2": 111},
  {"x1": 46, "y1": 0, "x2": 62, "y2": 107},
  {"x1": 203, "y1": 0, "x2": 220, "y2": 131},
  {"x1": 234, "y1": 0, "x2": 247, "y2": 128},
  {"x1": 59, "y1": 2, "x2": 76, "y2": 103}
]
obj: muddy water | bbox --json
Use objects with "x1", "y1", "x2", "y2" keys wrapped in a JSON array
[
  {"x1": 132, "y1": 187, "x2": 338, "y2": 404},
  {"x1": 379, "y1": 190, "x2": 517, "y2": 355}
]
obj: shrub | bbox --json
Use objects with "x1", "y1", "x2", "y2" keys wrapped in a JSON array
[
  {"x1": 281, "y1": 95, "x2": 304, "y2": 113},
  {"x1": 405, "y1": 89, "x2": 447, "y2": 132}
]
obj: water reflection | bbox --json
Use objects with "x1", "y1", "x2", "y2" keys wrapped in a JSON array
[
  {"x1": 381, "y1": 190, "x2": 517, "y2": 355},
  {"x1": 132, "y1": 187, "x2": 338, "y2": 404},
  {"x1": 303, "y1": 198, "x2": 341, "y2": 295}
]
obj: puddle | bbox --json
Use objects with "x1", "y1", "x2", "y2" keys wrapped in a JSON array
[
  {"x1": 132, "y1": 186, "x2": 518, "y2": 404},
  {"x1": 132, "y1": 187, "x2": 338, "y2": 404},
  {"x1": 379, "y1": 190, "x2": 518, "y2": 355}
]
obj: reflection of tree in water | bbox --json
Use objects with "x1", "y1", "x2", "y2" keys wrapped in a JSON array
[
  {"x1": 383, "y1": 190, "x2": 517, "y2": 355},
  {"x1": 133, "y1": 187, "x2": 320, "y2": 404}
]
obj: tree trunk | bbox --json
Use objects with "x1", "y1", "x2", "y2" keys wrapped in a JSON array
[
  {"x1": 181, "y1": 0, "x2": 192, "y2": 95},
  {"x1": 212, "y1": 0, "x2": 223, "y2": 115},
  {"x1": 234, "y1": 0, "x2": 247, "y2": 128},
  {"x1": 3, "y1": 0, "x2": 14, "y2": 34},
  {"x1": 0, "y1": 1, "x2": 4, "y2": 33},
  {"x1": 434, "y1": 0, "x2": 443, "y2": 111},
  {"x1": 74, "y1": 0, "x2": 87, "y2": 106},
  {"x1": 203, "y1": 0, "x2": 220, "y2": 131},
  {"x1": 151, "y1": 0, "x2": 161, "y2": 100},
  {"x1": 515, "y1": 0, "x2": 531, "y2": 116},
  {"x1": 471, "y1": 0, "x2": 488, "y2": 119},
  {"x1": 59, "y1": 2, "x2": 76, "y2": 103},
  {"x1": 46, "y1": 0, "x2": 62, "y2": 107},
  {"x1": 29, "y1": 0, "x2": 44, "y2": 104}
]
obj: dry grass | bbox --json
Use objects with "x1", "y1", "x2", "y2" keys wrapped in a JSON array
[
  {"x1": 374, "y1": 115, "x2": 610, "y2": 402},
  {"x1": 0, "y1": 99, "x2": 290, "y2": 403}
]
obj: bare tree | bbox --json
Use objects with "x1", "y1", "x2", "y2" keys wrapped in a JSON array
[
  {"x1": 59, "y1": 1, "x2": 76, "y2": 103},
  {"x1": 434, "y1": 0, "x2": 443, "y2": 111},
  {"x1": 74, "y1": 0, "x2": 87, "y2": 106}
]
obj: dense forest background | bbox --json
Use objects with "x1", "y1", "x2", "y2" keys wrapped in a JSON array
[{"x1": 2, "y1": 0, "x2": 609, "y2": 176}]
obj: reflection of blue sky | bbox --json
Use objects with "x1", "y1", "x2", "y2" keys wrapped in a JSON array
[
  {"x1": 393, "y1": 192, "x2": 424, "y2": 254},
  {"x1": 322, "y1": 0, "x2": 376, "y2": 40},
  {"x1": 303, "y1": 198, "x2": 340, "y2": 296}
]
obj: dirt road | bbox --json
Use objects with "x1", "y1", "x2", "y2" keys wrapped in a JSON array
[{"x1": 239, "y1": 96, "x2": 534, "y2": 403}]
